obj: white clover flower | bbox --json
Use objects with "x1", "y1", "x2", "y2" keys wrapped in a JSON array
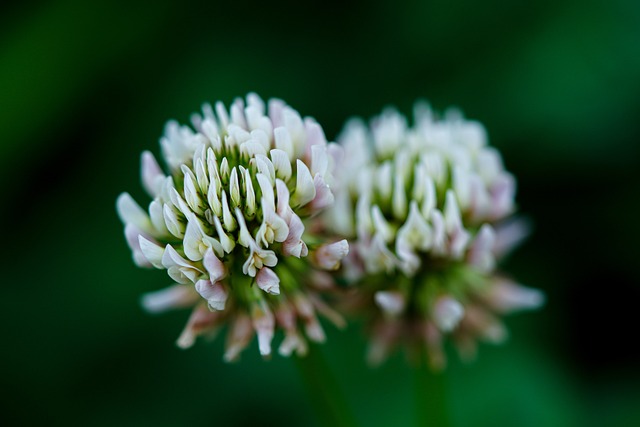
[
  {"x1": 327, "y1": 102, "x2": 544, "y2": 369},
  {"x1": 117, "y1": 94, "x2": 349, "y2": 360}
]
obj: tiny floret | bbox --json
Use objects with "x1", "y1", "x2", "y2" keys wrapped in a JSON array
[{"x1": 117, "y1": 94, "x2": 348, "y2": 360}]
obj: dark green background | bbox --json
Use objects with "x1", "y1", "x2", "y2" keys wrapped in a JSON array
[{"x1": 2, "y1": 0, "x2": 639, "y2": 426}]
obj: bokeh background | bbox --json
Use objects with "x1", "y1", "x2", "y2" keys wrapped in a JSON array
[{"x1": 2, "y1": 0, "x2": 639, "y2": 426}]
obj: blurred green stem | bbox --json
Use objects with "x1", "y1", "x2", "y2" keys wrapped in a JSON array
[
  {"x1": 414, "y1": 361, "x2": 451, "y2": 427},
  {"x1": 296, "y1": 345, "x2": 359, "y2": 427}
]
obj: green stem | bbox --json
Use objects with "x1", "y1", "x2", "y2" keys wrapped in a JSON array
[
  {"x1": 295, "y1": 345, "x2": 359, "y2": 427},
  {"x1": 414, "y1": 361, "x2": 451, "y2": 427}
]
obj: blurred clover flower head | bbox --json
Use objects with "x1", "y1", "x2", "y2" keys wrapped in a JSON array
[
  {"x1": 325, "y1": 103, "x2": 544, "y2": 369},
  {"x1": 116, "y1": 94, "x2": 348, "y2": 361}
]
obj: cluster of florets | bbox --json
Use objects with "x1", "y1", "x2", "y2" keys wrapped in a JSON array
[
  {"x1": 117, "y1": 95, "x2": 544, "y2": 367},
  {"x1": 117, "y1": 94, "x2": 348, "y2": 360},
  {"x1": 325, "y1": 103, "x2": 543, "y2": 368}
]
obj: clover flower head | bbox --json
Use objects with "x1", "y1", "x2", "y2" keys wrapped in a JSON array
[
  {"x1": 327, "y1": 102, "x2": 544, "y2": 369},
  {"x1": 117, "y1": 94, "x2": 348, "y2": 360}
]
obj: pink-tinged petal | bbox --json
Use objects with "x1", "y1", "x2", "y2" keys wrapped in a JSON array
[
  {"x1": 251, "y1": 301, "x2": 275, "y2": 357},
  {"x1": 203, "y1": 247, "x2": 226, "y2": 282},
  {"x1": 395, "y1": 236, "x2": 420, "y2": 276},
  {"x1": 304, "y1": 316, "x2": 326, "y2": 343},
  {"x1": 310, "y1": 174, "x2": 334, "y2": 211},
  {"x1": 433, "y1": 296, "x2": 464, "y2": 332},
  {"x1": 493, "y1": 218, "x2": 531, "y2": 259},
  {"x1": 223, "y1": 313, "x2": 253, "y2": 362},
  {"x1": 195, "y1": 279, "x2": 228, "y2": 311},
  {"x1": 162, "y1": 244, "x2": 191, "y2": 269},
  {"x1": 374, "y1": 291, "x2": 406, "y2": 317},
  {"x1": 141, "y1": 285, "x2": 199, "y2": 314},
  {"x1": 279, "y1": 330, "x2": 308, "y2": 357},
  {"x1": 313, "y1": 240, "x2": 349, "y2": 270},
  {"x1": 467, "y1": 224, "x2": 496, "y2": 272},
  {"x1": 490, "y1": 174, "x2": 516, "y2": 220},
  {"x1": 176, "y1": 305, "x2": 222, "y2": 349},
  {"x1": 141, "y1": 151, "x2": 164, "y2": 197},
  {"x1": 484, "y1": 279, "x2": 545, "y2": 313},
  {"x1": 283, "y1": 213, "x2": 308, "y2": 257},
  {"x1": 256, "y1": 267, "x2": 280, "y2": 295}
]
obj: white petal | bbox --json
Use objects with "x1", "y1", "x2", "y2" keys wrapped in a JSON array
[
  {"x1": 291, "y1": 160, "x2": 315, "y2": 207},
  {"x1": 444, "y1": 190, "x2": 463, "y2": 233},
  {"x1": 116, "y1": 193, "x2": 152, "y2": 234},
  {"x1": 219, "y1": 157, "x2": 230, "y2": 181},
  {"x1": 240, "y1": 140, "x2": 267, "y2": 158},
  {"x1": 376, "y1": 161, "x2": 393, "y2": 203},
  {"x1": 235, "y1": 207, "x2": 253, "y2": 248},
  {"x1": 230, "y1": 99, "x2": 247, "y2": 129},
  {"x1": 311, "y1": 145, "x2": 328, "y2": 176},
  {"x1": 207, "y1": 177, "x2": 222, "y2": 217},
  {"x1": 163, "y1": 204, "x2": 184, "y2": 238},
  {"x1": 215, "y1": 101, "x2": 230, "y2": 130},
  {"x1": 275, "y1": 179, "x2": 292, "y2": 223},
  {"x1": 274, "y1": 127, "x2": 294, "y2": 160},
  {"x1": 183, "y1": 219, "x2": 205, "y2": 261},
  {"x1": 421, "y1": 175, "x2": 436, "y2": 217},
  {"x1": 183, "y1": 171, "x2": 203, "y2": 214},
  {"x1": 392, "y1": 171, "x2": 407, "y2": 220},
  {"x1": 430, "y1": 209, "x2": 446, "y2": 254},
  {"x1": 371, "y1": 205, "x2": 394, "y2": 243},
  {"x1": 467, "y1": 224, "x2": 496, "y2": 272},
  {"x1": 138, "y1": 235, "x2": 165, "y2": 269},
  {"x1": 221, "y1": 190, "x2": 237, "y2": 232},
  {"x1": 283, "y1": 108, "x2": 305, "y2": 158},
  {"x1": 149, "y1": 200, "x2": 168, "y2": 236},
  {"x1": 212, "y1": 215, "x2": 235, "y2": 254},
  {"x1": 229, "y1": 167, "x2": 241, "y2": 208},
  {"x1": 256, "y1": 173, "x2": 275, "y2": 211},
  {"x1": 255, "y1": 154, "x2": 276, "y2": 183},
  {"x1": 243, "y1": 167, "x2": 257, "y2": 217},
  {"x1": 270, "y1": 149, "x2": 292, "y2": 181}
]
